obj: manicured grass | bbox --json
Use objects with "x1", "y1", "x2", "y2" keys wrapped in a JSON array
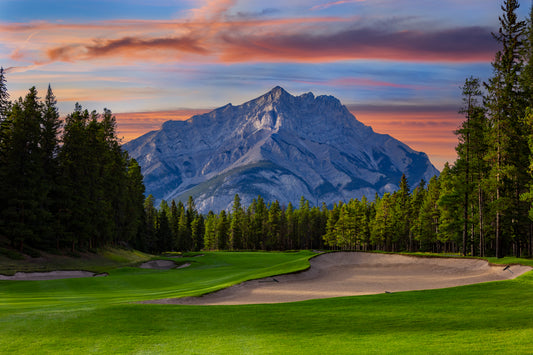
[
  {"x1": 0, "y1": 251, "x2": 315, "y2": 313},
  {"x1": 0, "y1": 247, "x2": 153, "y2": 275},
  {"x1": 1, "y1": 251, "x2": 532, "y2": 354},
  {"x1": 370, "y1": 250, "x2": 533, "y2": 267}
]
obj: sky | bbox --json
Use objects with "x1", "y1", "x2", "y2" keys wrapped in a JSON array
[{"x1": 1, "y1": 0, "x2": 531, "y2": 171}]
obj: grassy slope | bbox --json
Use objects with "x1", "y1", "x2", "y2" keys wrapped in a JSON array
[
  {"x1": 1, "y1": 251, "x2": 532, "y2": 354},
  {"x1": 0, "y1": 247, "x2": 153, "y2": 275},
  {"x1": 0, "y1": 251, "x2": 314, "y2": 312}
]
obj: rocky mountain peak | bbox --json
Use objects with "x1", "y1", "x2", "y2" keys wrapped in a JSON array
[{"x1": 124, "y1": 87, "x2": 439, "y2": 212}]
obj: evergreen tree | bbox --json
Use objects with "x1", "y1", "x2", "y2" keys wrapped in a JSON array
[
  {"x1": 38, "y1": 85, "x2": 62, "y2": 246},
  {"x1": 323, "y1": 203, "x2": 340, "y2": 249},
  {"x1": 456, "y1": 77, "x2": 488, "y2": 255},
  {"x1": 436, "y1": 163, "x2": 462, "y2": 253},
  {"x1": 266, "y1": 200, "x2": 282, "y2": 250},
  {"x1": 417, "y1": 176, "x2": 440, "y2": 252},
  {"x1": 203, "y1": 211, "x2": 217, "y2": 250},
  {"x1": 141, "y1": 195, "x2": 157, "y2": 252},
  {"x1": 484, "y1": 0, "x2": 528, "y2": 257},
  {"x1": 190, "y1": 214, "x2": 205, "y2": 251},
  {"x1": 285, "y1": 202, "x2": 297, "y2": 249},
  {"x1": 297, "y1": 196, "x2": 310, "y2": 249},
  {"x1": 177, "y1": 203, "x2": 190, "y2": 251},
  {"x1": 170, "y1": 200, "x2": 180, "y2": 248},
  {"x1": 0, "y1": 67, "x2": 9, "y2": 122},
  {"x1": 370, "y1": 194, "x2": 394, "y2": 250},
  {"x1": 124, "y1": 158, "x2": 145, "y2": 244},
  {"x1": 229, "y1": 194, "x2": 244, "y2": 250},
  {"x1": 186, "y1": 196, "x2": 198, "y2": 227},
  {"x1": 156, "y1": 207, "x2": 172, "y2": 252},
  {"x1": 390, "y1": 174, "x2": 411, "y2": 251},
  {"x1": 250, "y1": 196, "x2": 267, "y2": 249},
  {"x1": 520, "y1": 4, "x2": 533, "y2": 108},
  {"x1": 0, "y1": 67, "x2": 10, "y2": 155},
  {"x1": 0, "y1": 88, "x2": 45, "y2": 250}
]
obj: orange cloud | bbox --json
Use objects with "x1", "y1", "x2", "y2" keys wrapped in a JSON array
[
  {"x1": 2, "y1": 0, "x2": 496, "y2": 66},
  {"x1": 47, "y1": 36, "x2": 210, "y2": 62},
  {"x1": 353, "y1": 109, "x2": 462, "y2": 170},
  {"x1": 114, "y1": 109, "x2": 211, "y2": 142}
]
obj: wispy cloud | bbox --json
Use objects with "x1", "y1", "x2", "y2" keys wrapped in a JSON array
[
  {"x1": 47, "y1": 36, "x2": 210, "y2": 62},
  {"x1": 311, "y1": 0, "x2": 367, "y2": 11},
  {"x1": 218, "y1": 25, "x2": 495, "y2": 63},
  {"x1": 1, "y1": 0, "x2": 495, "y2": 67}
]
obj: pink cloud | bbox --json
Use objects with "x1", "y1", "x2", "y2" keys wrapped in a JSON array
[
  {"x1": 311, "y1": 0, "x2": 366, "y2": 11},
  {"x1": 2, "y1": 1, "x2": 496, "y2": 66}
]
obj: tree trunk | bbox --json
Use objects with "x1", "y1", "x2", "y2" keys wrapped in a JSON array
[{"x1": 479, "y1": 185, "x2": 485, "y2": 257}]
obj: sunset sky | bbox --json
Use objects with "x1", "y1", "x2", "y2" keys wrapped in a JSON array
[{"x1": 1, "y1": 0, "x2": 531, "y2": 170}]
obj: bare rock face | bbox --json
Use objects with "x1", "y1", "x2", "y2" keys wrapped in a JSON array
[{"x1": 124, "y1": 86, "x2": 439, "y2": 212}]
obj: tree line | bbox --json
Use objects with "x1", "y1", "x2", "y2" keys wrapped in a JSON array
[
  {"x1": 451, "y1": 1, "x2": 533, "y2": 257},
  {"x1": 0, "y1": 76, "x2": 145, "y2": 253}
]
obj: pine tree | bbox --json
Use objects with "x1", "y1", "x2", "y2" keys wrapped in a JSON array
[
  {"x1": 0, "y1": 88, "x2": 45, "y2": 250},
  {"x1": 417, "y1": 176, "x2": 441, "y2": 252},
  {"x1": 203, "y1": 211, "x2": 217, "y2": 250},
  {"x1": 229, "y1": 194, "x2": 244, "y2": 250},
  {"x1": 409, "y1": 180, "x2": 426, "y2": 251},
  {"x1": 266, "y1": 201, "x2": 281, "y2": 250},
  {"x1": 437, "y1": 163, "x2": 462, "y2": 253},
  {"x1": 190, "y1": 215, "x2": 205, "y2": 251},
  {"x1": 323, "y1": 204, "x2": 340, "y2": 249},
  {"x1": 520, "y1": 4, "x2": 533, "y2": 108},
  {"x1": 156, "y1": 208, "x2": 172, "y2": 252},
  {"x1": 124, "y1": 158, "x2": 145, "y2": 243},
  {"x1": 37, "y1": 85, "x2": 62, "y2": 246},
  {"x1": 390, "y1": 174, "x2": 411, "y2": 251},
  {"x1": 0, "y1": 67, "x2": 10, "y2": 158},
  {"x1": 484, "y1": 0, "x2": 528, "y2": 257},
  {"x1": 456, "y1": 77, "x2": 487, "y2": 255},
  {"x1": 285, "y1": 202, "x2": 296, "y2": 249},
  {"x1": 297, "y1": 196, "x2": 310, "y2": 249},
  {"x1": 0, "y1": 67, "x2": 9, "y2": 122},
  {"x1": 177, "y1": 204, "x2": 190, "y2": 251}
]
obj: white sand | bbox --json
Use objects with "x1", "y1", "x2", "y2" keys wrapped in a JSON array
[
  {"x1": 150, "y1": 252, "x2": 532, "y2": 305},
  {"x1": 0, "y1": 270, "x2": 98, "y2": 281},
  {"x1": 139, "y1": 260, "x2": 176, "y2": 269},
  {"x1": 177, "y1": 262, "x2": 191, "y2": 269}
]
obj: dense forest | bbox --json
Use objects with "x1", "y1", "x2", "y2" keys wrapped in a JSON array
[
  {"x1": 0, "y1": 1, "x2": 532, "y2": 258},
  {"x1": 0, "y1": 79, "x2": 145, "y2": 253}
]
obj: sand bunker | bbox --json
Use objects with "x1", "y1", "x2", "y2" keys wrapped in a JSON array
[
  {"x1": 140, "y1": 260, "x2": 176, "y2": 269},
  {"x1": 150, "y1": 252, "x2": 532, "y2": 305},
  {"x1": 0, "y1": 270, "x2": 103, "y2": 281},
  {"x1": 177, "y1": 262, "x2": 191, "y2": 269}
]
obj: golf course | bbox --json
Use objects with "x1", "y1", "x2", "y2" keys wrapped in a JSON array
[{"x1": 1, "y1": 250, "x2": 532, "y2": 354}]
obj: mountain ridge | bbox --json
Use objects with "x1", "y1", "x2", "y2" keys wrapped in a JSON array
[{"x1": 124, "y1": 87, "x2": 439, "y2": 212}]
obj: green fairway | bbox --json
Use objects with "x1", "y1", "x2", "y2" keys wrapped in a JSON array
[{"x1": 1, "y1": 251, "x2": 532, "y2": 354}]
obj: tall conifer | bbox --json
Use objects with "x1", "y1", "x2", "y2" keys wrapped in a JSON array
[{"x1": 484, "y1": 0, "x2": 527, "y2": 257}]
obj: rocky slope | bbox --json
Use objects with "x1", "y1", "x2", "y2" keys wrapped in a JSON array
[{"x1": 124, "y1": 86, "x2": 439, "y2": 212}]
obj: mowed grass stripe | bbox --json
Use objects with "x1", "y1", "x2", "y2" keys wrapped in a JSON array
[
  {"x1": 1, "y1": 251, "x2": 532, "y2": 354},
  {"x1": 0, "y1": 251, "x2": 315, "y2": 313}
]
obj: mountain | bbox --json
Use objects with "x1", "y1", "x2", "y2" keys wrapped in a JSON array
[{"x1": 124, "y1": 86, "x2": 439, "y2": 212}]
